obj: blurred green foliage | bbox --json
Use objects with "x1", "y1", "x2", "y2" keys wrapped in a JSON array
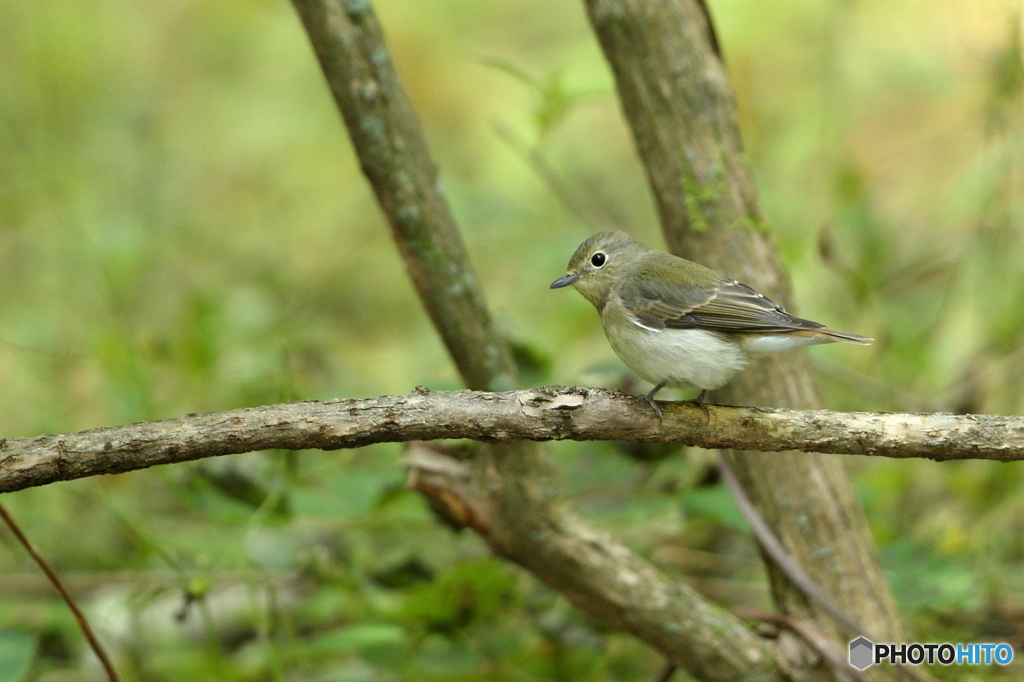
[{"x1": 1, "y1": 0, "x2": 1023, "y2": 679}]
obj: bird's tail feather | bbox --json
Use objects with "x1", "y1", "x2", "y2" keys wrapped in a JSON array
[{"x1": 818, "y1": 327, "x2": 872, "y2": 345}]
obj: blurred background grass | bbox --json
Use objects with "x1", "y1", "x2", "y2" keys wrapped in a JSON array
[{"x1": 0, "y1": 0, "x2": 1022, "y2": 679}]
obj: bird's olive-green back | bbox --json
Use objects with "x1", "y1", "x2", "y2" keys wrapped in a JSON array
[{"x1": 560, "y1": 231, "x2": 829, "y2": 334}]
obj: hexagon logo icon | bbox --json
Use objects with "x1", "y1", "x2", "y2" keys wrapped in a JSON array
[{"x1": 849, "y1": 636, "x2": 874, "y2": 670}]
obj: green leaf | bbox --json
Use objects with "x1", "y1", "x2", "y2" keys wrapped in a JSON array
[
  {"x1": 307, "y1": 624, "x2": 407, "y2": 656},
  {"x1": 478, "y1": 56, "x2": 601, "y2": 135},
  {"x1": 477, "y1": 56, "x2": 544, "y2": 92}
]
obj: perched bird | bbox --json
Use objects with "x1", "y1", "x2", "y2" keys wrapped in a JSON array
[{"x1": 550, "y1": 231, "x2": 870, "y2": 419}]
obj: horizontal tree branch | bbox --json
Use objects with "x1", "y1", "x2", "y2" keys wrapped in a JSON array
[{"x1": 2, "y1": 386, "x2": 1022, "y2": 494}]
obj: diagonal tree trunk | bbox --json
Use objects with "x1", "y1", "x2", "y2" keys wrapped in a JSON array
[{"x1": 583, "y1": 0, "x2": 906, "y2": 674}]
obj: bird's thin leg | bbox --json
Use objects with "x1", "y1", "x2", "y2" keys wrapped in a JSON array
[
  {"x1": 688, "y1": 389, "x2": 710, "y2": 425},
  {"x1": 641, "y1": 381, "x2": 667, "y2": 421}
]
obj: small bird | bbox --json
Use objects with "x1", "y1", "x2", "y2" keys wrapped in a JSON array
[{"x1": 550, "y1": 231, "x2": 871, "y2": 419}]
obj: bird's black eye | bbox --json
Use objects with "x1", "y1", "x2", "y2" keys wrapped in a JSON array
[{"x1": 591, "y1": 252, "x2": 606, "y2": 267}]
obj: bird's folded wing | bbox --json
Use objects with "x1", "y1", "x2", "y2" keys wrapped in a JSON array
[{"x1": 623, "y1": 278, "x2": 825, "y2": 334}]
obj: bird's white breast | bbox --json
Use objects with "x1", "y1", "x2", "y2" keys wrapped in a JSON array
[{"x1": 601, "y1": 299, "x2": 747, "y2": 391}]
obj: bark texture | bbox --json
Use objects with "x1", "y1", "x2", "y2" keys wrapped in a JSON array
[
  {"x1": 3, "y1": 386, "x2": 1020, "y2": 494},
  {"x1": 583, "y1": 0, "x2": 908, "y2": 675},
  {"x1": 290, "y1": 1, "x2": 780, "y2": 679}
]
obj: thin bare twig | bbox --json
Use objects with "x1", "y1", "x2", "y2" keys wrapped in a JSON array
[
  {"x1": 735, "y1": 607, "x2": 934, "y2": 682},
  {"x1": 724, "y1": 471, "x2": 935, "y2": 682},
  {"x1": 492, "y1": 121, "x2": 622, "y2": 232},
  {"x1": 0, "y1": 503, "x2": 120, "y2": 682},
  {"x1": 733, "y1": 607, "x2": 870, "y2": 682},
  {"x1": 717, "y1": 454, "x2": 865, "y2": 638}
]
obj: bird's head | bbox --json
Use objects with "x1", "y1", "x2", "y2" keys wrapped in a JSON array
[{"x1": 550, "y1": 231, "x2": 649, "y2": 308}]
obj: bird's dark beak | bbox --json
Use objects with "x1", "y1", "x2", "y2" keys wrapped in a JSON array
[{"x1": 550, "y1": 273, "x2": 580, "y2": 289}]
